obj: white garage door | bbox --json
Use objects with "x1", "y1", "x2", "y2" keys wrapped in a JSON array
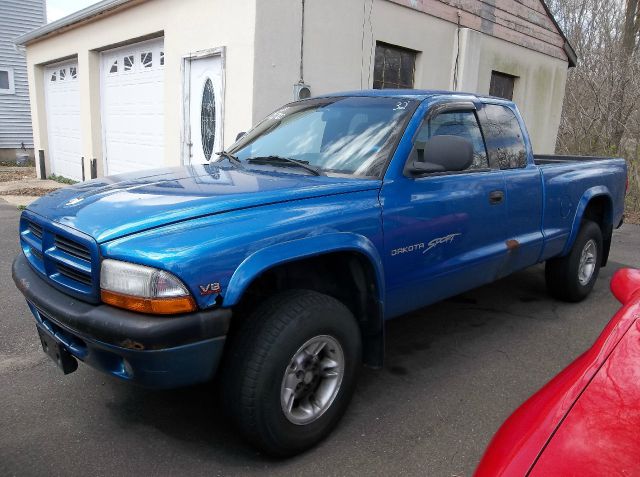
[
  {"x1": 101, "y1": 38, "x2": 164, "y2": 176},
  {"x1": 44, "y1": 62, "x2": 82, "y2": 181}
]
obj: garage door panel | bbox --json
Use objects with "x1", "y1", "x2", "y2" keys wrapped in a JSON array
[
  {"x1": 108, "y1": 139, "x2": 163, "y2": 155},
  {"x1": 106, "y1": 114, "x2": 162, "y2": 132},
  {"x1": 44, "y1": 62, "x2": 83, "y2": 182},
  {"x1": 106, "y1": 153, "x2": 163, "y2": 176},
  {"x1": 101, "y1": 38, "x2": 164, "y2": 176}
]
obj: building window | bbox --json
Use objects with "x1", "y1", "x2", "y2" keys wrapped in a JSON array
[
  {"x1": 489, "y1": 71, "x2": 517, "y2": 100},
  {"x1": 373, "y1": 42, "x2": 416, "y2": 89},
  {"x1": 160, "y1": 51, "x2": 164, "y2": 66},
  {"x1": 141, "y1": 52, "x2": 152, "y2": 68},
  {"x1": 0, "y1": 68, "x2": 15, "y2": 94},
  {"x1": 124, "y1": 55, "x2": 134, "y2": 71},
  {"x1": 70, "y1": 66, "x2": 77, "y2": 79},
  {"x1": 59, "y1": 68, "x2": 67, "y2": 81},
  {"x1": 109, "y1": 60, "x2": 118, "y2": 74}
]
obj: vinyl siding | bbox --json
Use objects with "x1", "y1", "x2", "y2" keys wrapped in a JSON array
[{"x1": 0, "y1": 0, "x2": 45, "y2": 149}]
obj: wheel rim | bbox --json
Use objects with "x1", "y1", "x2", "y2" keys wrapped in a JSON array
[
  {"x1": 578, "y1": 239, "x2": 597, "y2": 286},
  {"x1": 280, "y1": 335, "x2": 345, "y2": 425}
]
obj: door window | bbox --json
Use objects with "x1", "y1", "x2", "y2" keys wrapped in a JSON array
[
  {"x1": 200, "y1": 78, "x2": 216, "y2": 160},
  {"x1": 415, "y1": 110, "x2": 489, "y2": 170}
]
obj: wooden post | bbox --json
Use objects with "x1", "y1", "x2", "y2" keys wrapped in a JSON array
[
  {"x1": 81, "y1": 157, "x2": 85, "y2": 181},
  {"x1": 90, "y1": 158, "x2": 97, "y2": 179}
]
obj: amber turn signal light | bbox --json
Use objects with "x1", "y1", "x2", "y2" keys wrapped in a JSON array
[{"x1": 101, "y1": 290, "x2": 197, "y2": 315}]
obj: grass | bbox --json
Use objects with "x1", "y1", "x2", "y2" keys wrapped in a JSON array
[{"x1": 47, "y1": 174, "x2": 78, "y2": 185}]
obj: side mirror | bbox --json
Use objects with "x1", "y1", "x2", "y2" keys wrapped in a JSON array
[
  {"x1": 406, "y1": 135, "x2": 474, "y2": 175},
  {"x1": 611, "y1": 268, "x2": 640, "y2": 304},
  {"x1": 235, "y1": 132, "x2": 246, "y2": 141}
]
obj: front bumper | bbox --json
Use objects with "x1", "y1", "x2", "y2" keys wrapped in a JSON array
[{"x1": 12, "y1": 253, "x2": 231, "y2": 389}]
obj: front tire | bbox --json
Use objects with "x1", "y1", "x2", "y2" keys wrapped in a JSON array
[
  {"x1": 545, "y1": 220, "x2": 603, "y2": 302},
  {"x1": 222, "y1": 290, "x2": 362, "y2": 456}
]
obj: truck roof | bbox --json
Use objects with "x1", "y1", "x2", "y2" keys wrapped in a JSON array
[{"x1": 321, "y1": 89, "x2": 512, "y2": 104}]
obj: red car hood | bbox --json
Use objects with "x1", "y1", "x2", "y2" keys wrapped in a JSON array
[{"x1": 475, "y1": 269, "x2": 640, "y2": 477}]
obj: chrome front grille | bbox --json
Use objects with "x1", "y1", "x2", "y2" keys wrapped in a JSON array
[{"x1": 20, "y1": 213, "x2": 100, "y2": 303}]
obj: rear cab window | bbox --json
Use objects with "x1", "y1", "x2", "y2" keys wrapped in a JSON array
[{"x1": 479, "y1": 104, "x2": 528, "y2": 169}]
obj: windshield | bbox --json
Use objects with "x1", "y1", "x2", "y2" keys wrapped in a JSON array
[{"x1": 228, "y1": 96, "x2": 419, "y2": 177}]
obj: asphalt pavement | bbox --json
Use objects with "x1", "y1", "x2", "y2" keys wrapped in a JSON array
[{"x1": 1, "y1": 199, "x2": 638, "y2": 476}]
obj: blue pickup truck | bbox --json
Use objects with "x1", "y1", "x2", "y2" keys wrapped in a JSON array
[{"x1": 13, "y1": 90, "x2": 626, "y2": 455}]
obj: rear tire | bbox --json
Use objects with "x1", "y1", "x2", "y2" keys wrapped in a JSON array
[
  {"x1": 545, "y1": 220, "x2": 602, "y2": 302},
  {"x1": 222, "y1": 289, "x2": 361, "y2": 456}
]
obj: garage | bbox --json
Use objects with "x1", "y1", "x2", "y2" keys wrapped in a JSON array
[
  {"x1": 18, "y1": 0, "x2": 575, "y2": 181},
  {"x1": 44, "y1": 61, "x2": 82, "y2": 181},
  {"x1": 100, "y1": 38, "x2": 164, "y2": 176}
]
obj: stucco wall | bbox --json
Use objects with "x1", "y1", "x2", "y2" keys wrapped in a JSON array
[
  {"x1": 253, "y1": 0, "x2": 567, "y2": 154},
  {"x1": 252, "y1": 0, "x2": 458, "y2": 122},
  {"x1": 456, "y1": 28, "x2": 568, "y2": 153},
  {"x1": 24, "y1": 0, "x2": 256, "y2": 176}
]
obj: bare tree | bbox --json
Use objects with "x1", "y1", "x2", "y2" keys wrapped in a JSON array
[{"x1": 549, "y1": 0, "x2": 640, "y2": 215}]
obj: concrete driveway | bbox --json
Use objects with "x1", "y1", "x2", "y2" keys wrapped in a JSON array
[{"x1": 1, "y1": 199, "x2": 638, "y2": 476}]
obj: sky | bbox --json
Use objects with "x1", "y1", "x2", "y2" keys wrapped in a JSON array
[{"x1": 47, "y1": 0, "x2": 102, "y2": 22}]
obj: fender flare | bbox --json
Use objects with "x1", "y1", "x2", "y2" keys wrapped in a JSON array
[
  {"x1": 562, "y1": 186, "x2": 613, "y2": 256},
  {"x1": 222, "y1": 232, "x2": 385, "y2": 307}
]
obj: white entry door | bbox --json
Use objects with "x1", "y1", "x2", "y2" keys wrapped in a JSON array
[
  {"x1": 185, "y1": 54, "x2": 223, "y2": 164},
  {"x1": 44, "y1": 61, "x2": 82, "y2": 181},
  {"x1": 101, "y1": 38, "x2": 164, "y2": 175}
]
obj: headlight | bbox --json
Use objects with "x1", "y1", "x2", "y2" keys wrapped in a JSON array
[{"x1": 100, "y1": 259, "x2": 196, "y2": 315}]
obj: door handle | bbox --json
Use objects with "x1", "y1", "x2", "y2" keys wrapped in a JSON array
[{"x1": 489, "y1": 190, "x2": 505, "y2": 205}]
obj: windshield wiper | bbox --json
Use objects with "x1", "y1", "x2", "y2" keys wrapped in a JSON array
[
  {"x1": 216, "y1": 150, "x2": 243, "y2": 167},
  {"x1": 246, "y1": 155, "x2": 324, "y2": 176}
]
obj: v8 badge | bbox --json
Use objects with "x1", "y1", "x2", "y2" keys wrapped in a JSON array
[{"x1": 199, "y1": 282, "x2": 221, "y2": 295}]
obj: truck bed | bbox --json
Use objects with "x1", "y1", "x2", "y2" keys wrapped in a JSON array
[{"x1": 533, "y1": 155, "x2": 627, "y2": 263}]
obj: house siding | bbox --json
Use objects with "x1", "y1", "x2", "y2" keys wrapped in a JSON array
[
  {"x1": 0, "y1": 0, "x2": 45, "y2": 149},
  {"x1": 388, "y1": 0, "x2": 569, "y2": 63}
]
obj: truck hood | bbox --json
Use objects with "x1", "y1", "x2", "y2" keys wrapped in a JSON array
[{"x1": 28, "y1": 164, "x2": 380, "y2": 243}]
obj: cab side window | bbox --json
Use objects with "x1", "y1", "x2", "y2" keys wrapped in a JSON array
[
  {"x1": 480, "y1": 104, "x2": 527, "y2": 169},
  {"x1": 415, "y1": 111, "x2": 489, "y2": 170}
]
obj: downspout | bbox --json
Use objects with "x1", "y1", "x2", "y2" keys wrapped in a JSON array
[
  {"x1": 299, "y1": 0, "x2": 305, "y2": 83},
  {"x1": 452, "y1": 10, "x2": 462, "y2": 90}
]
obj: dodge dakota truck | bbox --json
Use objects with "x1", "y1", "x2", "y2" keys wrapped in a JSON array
[{"x1": 12, "y1": 90, "x2": 627, "y2": 456}]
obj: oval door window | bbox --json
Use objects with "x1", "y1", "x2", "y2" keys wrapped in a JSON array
[{"x1": 201, "y1": 78, "x2": 216, "y2": 160}]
